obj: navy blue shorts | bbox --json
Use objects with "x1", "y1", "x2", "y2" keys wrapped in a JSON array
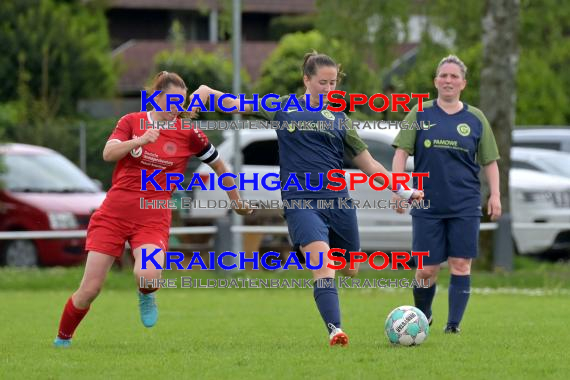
[
  {"x1": 283, "y1": 199, "x2": 360, "y2": 261},
  {"x1": 412, "y1": 216, "x2": 480, "y2": 266}
]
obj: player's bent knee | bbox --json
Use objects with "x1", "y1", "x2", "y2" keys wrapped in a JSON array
[
  {"x1": 312, "y1": 259, "x2": 336, "y2": 279},
  {"x1": 450, "y1": 266, "x2": 471, "y2": 275},
  {"x1": 341, "y1": 262, "x2": 360, "y2": 277},
  {"x1": 415, "y1": 266, "x2": 439, "y2": 282},
  {"x1": 341, "y1": 268, "x2": 358, "y2": 278},
  {"x1": 309, "y1": 254, "x2": 324, "y2": 268},
  {"x1": 135, "y1": 268, "x2": 162, "y2": 282},
  {"x1": 449, "y1": 258, "x2": 471, "y2": 275}
]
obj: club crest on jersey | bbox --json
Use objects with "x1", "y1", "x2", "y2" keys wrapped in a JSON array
[
  {"x1": 130, "y1": 146, "x2": 143, "y2": 158},
  {"x1": 130, "y1": 134, "x2": 143, "y2": 157},
  {"x1": 163, "y1": 141, "x2": 177, "y2": 155},
  {"x1": 457, "y1": 123, "x2": 471, "y2": 137},
  {"x1": 286, "y1": 123, "x2": 296, "y2": 133},
  {"x1": 321, "y1": 110, "x2": 335, "y2": 120}
]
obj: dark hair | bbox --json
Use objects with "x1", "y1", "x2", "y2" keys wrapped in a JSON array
[
  {"x1": 148, "y1": 71, "x2": 187, "y2": 92},
  {"x1": 302, "y1": 51, "x2": 345, "y2": 81},
  {"x1": 147, "y1": 71, "x2": 192, "y2": 118}
]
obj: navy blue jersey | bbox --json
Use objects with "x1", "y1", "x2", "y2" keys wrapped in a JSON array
[
  {"x1": 393, "y1": 100, "x2": 499, "y2": 217},
  {"x1": 253, "y1": 95, "x2": 367, "y2": 200}
]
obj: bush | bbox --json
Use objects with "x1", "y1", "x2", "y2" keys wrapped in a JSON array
[
  {"x1": 153, "y1": 47, "x2": 252, "y2": 145},
  {"x1": 0, "y1": 0, "x2": 116, "y2": 115},
  {"x1": 153, "y1": 48, "x2": 251, "y2": 116}
]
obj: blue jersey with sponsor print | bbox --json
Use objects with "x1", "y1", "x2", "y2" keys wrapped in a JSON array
[
  {"x1": 392, "y1": 100, "x2": 500, "y2": 217},
  {"x1": 253, "y1": 95, "x2": 367, "y2": 200}
]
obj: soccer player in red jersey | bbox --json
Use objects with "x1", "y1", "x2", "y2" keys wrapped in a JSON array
[{"x1": 53, "y1": 71, "x2": 252, "y2": 347}]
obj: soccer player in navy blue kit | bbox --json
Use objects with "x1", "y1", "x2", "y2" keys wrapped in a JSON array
[
  {"x1": 195, "y1": 52, "x2": 423, "y2": 346},
  {"x1": 392, "y1": 55, "x2": 502, "y2": 334}
]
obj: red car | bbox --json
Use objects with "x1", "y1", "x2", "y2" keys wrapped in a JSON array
[{"x1": 0, "y1": 143, "x2": 106, "y2": 267}]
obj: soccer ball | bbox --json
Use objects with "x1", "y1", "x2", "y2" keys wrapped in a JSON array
[{"x1": 384, "y1": 305, "x2": 430, "y2": 346}]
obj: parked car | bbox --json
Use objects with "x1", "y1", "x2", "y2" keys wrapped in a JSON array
[
  {"x1": 509, "y1": 168, "x2": 570, "y2": 255},
  {"x1": 181, "y1": 123, "x2": 570, "y2": 256},
  {"x1": 512, "y1": 128, "x2": 570, "y2": 153},
  {"x1": 0, "y1": 143, "x2": 106, "y2": 267},
  {"x1": 511, "y1": 147, "x2": 570, "y2": 178},
  {"x1": 509, "y1": 148, "x2": 570, "y2": 255}
]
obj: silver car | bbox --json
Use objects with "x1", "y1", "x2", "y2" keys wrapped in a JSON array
[
  {"x1": 511, "y1": 147, "x2": 570, "y2": 178},
  {"x1": 512, "y1": 128, "x2": 570, "y2": 153}
]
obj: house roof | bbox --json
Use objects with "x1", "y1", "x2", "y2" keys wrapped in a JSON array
[
  {"x1": 114, "y1": 40, "x2": 278, "y2": 93},
  {"x1": 110, "y1": 0, "x2": 316, "y2": 14}
]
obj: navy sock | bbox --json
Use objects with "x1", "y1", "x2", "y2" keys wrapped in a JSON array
[
  {"x1": 447, "y1": 274, "x2": 471, "y2": 328},
  {"x1": 313, "y1": 278, "x2": 340, "y2": 334},
  {"x1": 413, "y1": 283, "x2": 436, "y2": 320}
]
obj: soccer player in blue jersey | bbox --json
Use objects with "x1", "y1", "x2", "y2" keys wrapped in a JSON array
[
  {"x1": 392, "y1": 55, "x2": 502, "y2": 334},
  {"x1": 194, "y1": 51, "x2": 423, "y2": 346}
]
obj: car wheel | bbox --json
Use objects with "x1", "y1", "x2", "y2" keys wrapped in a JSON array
[{"x1": 1, "y1": 240, "x2": 40, "y2": 267}]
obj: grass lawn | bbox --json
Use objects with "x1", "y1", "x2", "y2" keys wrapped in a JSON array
[{"x1": 1, "y1": 258, "x2": 569, "y2": 379}]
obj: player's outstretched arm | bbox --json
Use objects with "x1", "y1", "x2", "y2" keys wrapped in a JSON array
[
  {"x1": 352, "y1": 149, "x2": 423, "y2": 206},
  {"x1": 208, "y1": 158, "x2": 253, "y2": 216},
  {"x1": 192, "y1": 85, "x2": 253, "y2": 115}
]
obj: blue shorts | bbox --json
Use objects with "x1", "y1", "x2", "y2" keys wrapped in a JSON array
[
  {"x1": 283, "y1": 199, "x2": 360, "y2": 261},
  {"x1": 412, "y1": 216, "x2": 480, "y2": 266}
]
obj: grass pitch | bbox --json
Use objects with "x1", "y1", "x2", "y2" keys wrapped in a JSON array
[{"x1": 1, "y1": 264, "x2": 569, "y2": 379}]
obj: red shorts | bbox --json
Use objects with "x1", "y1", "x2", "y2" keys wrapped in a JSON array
[{"x1": 85, "y1": 209, "x2": 169, "y2": 258}]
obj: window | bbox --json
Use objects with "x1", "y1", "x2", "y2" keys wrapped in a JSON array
[
  {"x1": 510, "y1": 160, "x2": 541, "y2": 171},
  {"x1": 1, "y1": 152, "x2": 98, "y2": 193},
  {"x1": 243, "y1": 140, "x2": 279, "y2": 166}
]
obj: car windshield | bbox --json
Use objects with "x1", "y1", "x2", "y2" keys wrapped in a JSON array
[
  {"x1": 539, "y1": 155, "x2": 570, "y2": 178},
  {"x1": 0, "y1": 152, "x2": 99, "y2": 193}
]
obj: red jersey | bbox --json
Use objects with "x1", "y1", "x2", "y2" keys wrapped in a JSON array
[{"x1": 99, "y1": 111, "x2": 217, "y2": 225}]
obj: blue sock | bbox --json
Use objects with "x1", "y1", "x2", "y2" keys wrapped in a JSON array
[
  {"x1": 413, "y1": 283, "x2": 436, "y2": 320},
  {"x1": 447, "y1": 274, "x2": 471, "y2": 328},
  {"x1": 313, "y1": 278, "x2": 340, "y2": 334}
]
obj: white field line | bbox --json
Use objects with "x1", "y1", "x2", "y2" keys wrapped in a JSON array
[{"x1": 340, "y1": 286, "x2": 570, "y2": 296}]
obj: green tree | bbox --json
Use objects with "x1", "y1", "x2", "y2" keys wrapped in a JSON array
[
  {"x1": 269, "y1": 14, "x2": 315, "y2": 40},
  {"x1": 517, "y1": 0, "x2": 570, "y2": 123},
  {"x1": 254, "y1": 31, "x2": 381, "y2": 118},
  {"x1": 393, "y1": 0, "x2": 570, "y2": 125},
  {"x1": 153, "y1": 47, "x2": 251, "y2": 121},
  {"x1": 314, "y1": 0, "x2": 570, "y2": 125},
  {"x1": 478, "y1": 0, "x2": 520, "y2": 270},
  {"x1": 153, "y1": 34, "x2": 251, "y2": 145},
  {"x1": 0, "y1": 0, "x2": 116, "y2": 166},
  {"x1": 0, "y1": 0, "x2": 116, "y2": 115},
  {"x1": 315, "y1": 0, "x2": 411, "y2": 76}
]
